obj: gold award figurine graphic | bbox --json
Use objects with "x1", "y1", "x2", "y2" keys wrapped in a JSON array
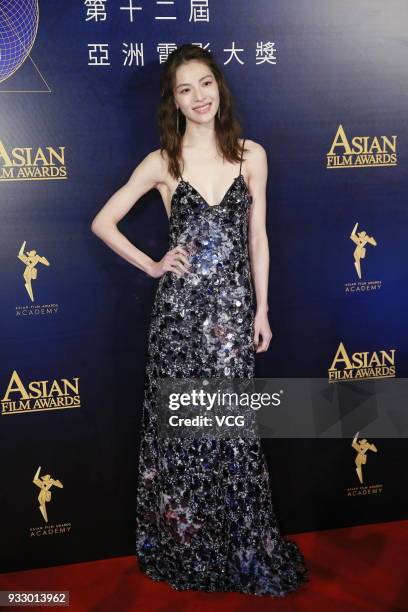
[
  {"x1": 18, "y1": 240, "x2": 50, "y2": 302},
  {"x1": 351, "y1": 432, "x2": 377, "y2": 484},
  {"x1": 33, "y1": 466, "x2": 63, "y2": 523},
  {"x1": 350, "y1": 222, "x2": 377, "y2": 279}
]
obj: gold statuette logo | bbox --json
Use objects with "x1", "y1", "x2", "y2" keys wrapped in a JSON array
[
  {"x1": 15, "y1": 239, "x2": 59, "y2": 317},
  {"x1": 346, "y1": 433, "x2": 382, "y2": 497},
  {"x1": 351, "y1": 432, "x2": 377, "y2": 484},
  {"x1": 18, "y1": 240, "x2": 50, "y2": 302},
  {"x1": 33, "y1": 466, "x2": 63, "y2": 523},
  {"x1": 30, "y1": 464, "x2": 71, "y2": 537},
  {"x1": 328, "y1": 342, "x2": 396, "y2": 381},
  {"x1": 344, "y1": 222, "x2": 381, "y2": 293},
  {"x1": 327, "y1": 125, "x2": 397, "y2": 168},
  {"x1": 350, "y1": 222, "x2": 377, "y2": 279}
]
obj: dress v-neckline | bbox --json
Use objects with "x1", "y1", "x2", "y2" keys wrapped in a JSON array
[{"x1": 172, "y1": 174, "x2": 244, "y2": 208}]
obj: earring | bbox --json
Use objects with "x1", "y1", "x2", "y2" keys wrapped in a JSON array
[
  {"x1": 218, "y1": 104, "x2": 220, "y2": 120},
  {"x1": 176, "y1": 107, "x2": 179, "y2": 133}
]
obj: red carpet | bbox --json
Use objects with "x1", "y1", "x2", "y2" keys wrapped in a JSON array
[{"x1": 0, "y1": 520, "x2": 406, "y2": 611}]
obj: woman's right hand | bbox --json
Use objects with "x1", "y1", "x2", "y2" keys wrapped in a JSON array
[{"x1": 148, "y1": 245, "x2": 191, "y2": 279}]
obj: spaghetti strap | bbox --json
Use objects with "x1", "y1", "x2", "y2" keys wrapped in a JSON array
[
  {"x1": 239, "y1": 138, "x2": 246, "y2": 175},
  {"x1": 178, "y1": 160, "x2": 184, "y2": 182}
]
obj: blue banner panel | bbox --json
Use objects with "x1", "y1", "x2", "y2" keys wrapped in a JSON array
[{"x1": 0, "y1": 0, "x2": 407, "y2": 572}]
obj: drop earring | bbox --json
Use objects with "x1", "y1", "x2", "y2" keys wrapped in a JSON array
[
  {"x1": 217, "y1": 104, "x2": 220, "y2": 120},
  {"x1": 176, "y1": 107, "x2": 179, "y2": 133}
]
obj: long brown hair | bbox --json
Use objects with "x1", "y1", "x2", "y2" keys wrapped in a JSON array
[{"x1": 158, "y1": 44, "x2": 247, "y2": 180}]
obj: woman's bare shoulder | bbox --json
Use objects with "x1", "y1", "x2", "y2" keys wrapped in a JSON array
[
  {"x1": 241, "y1": 139, "x2": 267, "y2": 176},
  {"x1": 242, "y1": 138, "x2": 267, "y2": 156},
  {"x1": 142, "y1": 147, "x2": 168, "y2": 169},
  {"x1": 134, "y1": 148, "x2": 169, "y2": 186}
]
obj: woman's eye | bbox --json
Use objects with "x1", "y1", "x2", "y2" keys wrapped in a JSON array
[{"x1": 181, "y1": 81, "x2": 211, "y2": 93}]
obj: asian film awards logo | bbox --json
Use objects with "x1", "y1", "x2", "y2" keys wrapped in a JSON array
[
  {"x1": 327, "y1": 125, "x2": 397, "y2": 169},
  {"x1": 0, "y1": 140, "x2": 67, "y2": 181},
  {"x1": 1, "y1": 370, "x2": 81, "y2": 415},
  {"x1": 328, "y1": 342, "x2": 396, "y2": 382}
]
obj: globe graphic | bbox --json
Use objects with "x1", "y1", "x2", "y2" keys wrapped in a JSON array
[{"x1": 0, "y1": 0, "x2": 39, "y2": 83}]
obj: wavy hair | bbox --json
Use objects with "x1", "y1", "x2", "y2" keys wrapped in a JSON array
[{"x1": 158, "y1": 44, "x2": 247, "y2": 180}]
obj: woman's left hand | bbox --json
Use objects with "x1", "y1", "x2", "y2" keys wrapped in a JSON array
[{"x1": 253, "y1": 309, "x2": 273, "y2": 353}]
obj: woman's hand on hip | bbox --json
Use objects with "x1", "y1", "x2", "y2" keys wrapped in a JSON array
[{"x1": 148, "y1": 245, "x2": 191, "y2": 278}]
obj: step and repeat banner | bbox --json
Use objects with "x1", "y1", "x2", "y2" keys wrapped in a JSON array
[{"x1": 1, "y1": 1, "x2": 407, "y2": 572}]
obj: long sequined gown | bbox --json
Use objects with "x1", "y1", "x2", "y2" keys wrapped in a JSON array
[{"x1": 135, "y1": 140, "x2": 309, "y2": 596}]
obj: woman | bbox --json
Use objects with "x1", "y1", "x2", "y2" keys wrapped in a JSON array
[{"x1": 91, "y1": 44, "x2": 309, "y2": 597}]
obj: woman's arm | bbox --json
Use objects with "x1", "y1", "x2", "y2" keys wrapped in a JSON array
[
  {"x1": 247, "y1": 141, "x2": 272, "y2": 352},
  {"x1": 91, "y1": 150, "x2": 163, "y2": 276}
]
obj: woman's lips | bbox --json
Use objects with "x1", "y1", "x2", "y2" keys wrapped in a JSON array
[{"x1": 194, "y1": 103, "x2": 211, "y2": 114}]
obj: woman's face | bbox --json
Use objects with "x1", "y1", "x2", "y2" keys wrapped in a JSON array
[{"x1": 173, "y1": 60, "x2": 219, "y2": 124}]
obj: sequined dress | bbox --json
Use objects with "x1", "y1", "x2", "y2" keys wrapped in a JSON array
[{"x1": 135, "y1": 140, "x2": 309, "y2": 597}]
